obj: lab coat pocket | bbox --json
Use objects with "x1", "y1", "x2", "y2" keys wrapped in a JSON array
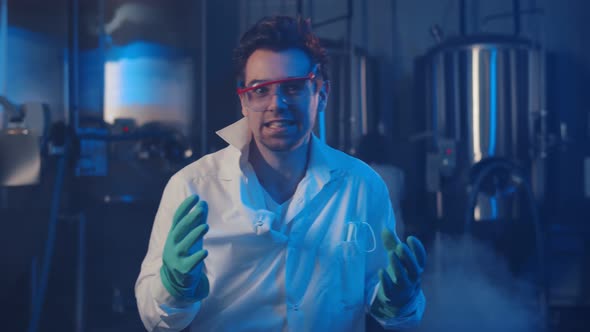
[
  {"x1": 312, "y1": 242, "x2": 365, "y2": 331},
  {"x1": 338, "y1": 241, "x2": 366, "y2": 310}
]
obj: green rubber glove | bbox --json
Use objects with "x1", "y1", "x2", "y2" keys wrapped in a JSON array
[
  {"x1": 371, "y1": 230, "x2": 426, "y2": 319},
  {"x1": 160, "y1": 195, "x2": 210, "y2": 301}
]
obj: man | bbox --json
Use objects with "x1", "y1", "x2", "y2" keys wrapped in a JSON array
[{"x1": 136, "y1": 16, "x2": 426, "y2": 332}]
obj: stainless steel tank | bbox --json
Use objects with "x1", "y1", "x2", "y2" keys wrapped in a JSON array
[{"x1": 421, "y1": 35, "x2": 547, "y2": 225}]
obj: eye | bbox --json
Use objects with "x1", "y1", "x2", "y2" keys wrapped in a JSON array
[
  {"x1": 252, "y1": 86, "x2": 270, "y2": 96},
  {"x1": 282, "y1": 81, "x2": 307, "y2": 95}
]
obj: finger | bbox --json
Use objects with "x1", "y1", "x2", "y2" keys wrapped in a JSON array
[
  {"x1": 407, "y1": 236, "x2": 427, "y2": 269},
  {"x1": 178, "y1": 224, "x2": 209, "y2": 256},
  {"x1": 387, "y1": 251, "x2": 411, "y2": 288},
  {"x1": 381, "y1": 228, "x2": 401, "y2": 251},
  {"x1": 379, "y1": 269, "x2": 397, "y2": 300},
  {"x1": 173, "y1": 195, "x2": 200, "y2": 227},
  {"x1": 183, "y1": 249, "x2": 209, "y2": 273},
  {"x1": 396, "y1": 243, "x2": 421, "y2": 283},
  {"x1": 173, "y1": 200, "x2": 208, "y2": 243}
]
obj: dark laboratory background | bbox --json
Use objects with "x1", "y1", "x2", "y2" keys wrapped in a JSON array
[{"x1": 0, "y1": 0, "x2": 589, "y2": 331}]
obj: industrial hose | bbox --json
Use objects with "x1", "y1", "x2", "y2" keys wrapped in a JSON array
[
  {"x1": 27, "y1": 134, "x2": 71, "y2": 332},
  {"x1": 464, "y1": 157, "x2": 547, "y2": 328}
]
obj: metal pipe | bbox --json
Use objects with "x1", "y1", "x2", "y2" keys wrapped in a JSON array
[
  {"x1": 0, "y1": 0, "x2": 6, "y2": 95},
  {"x1": 0, "y1": 0, "x2": 9, "y2": 208},
  {"x1": 27, "y1": 127, "x2": 71, "y2": 332},
  {"x1": 30, "y1": 257, "x2": 37, "y2": 319},
  {"x1": 459, "y1": 0, "x2": 466, "y2": 36},
  {"x1": 360, "y1": 0, "x2": 368, "y2": 134},
  {"x1": 360, "y1": 56, "x2": 367, "y2": 135},
  {"x1": 69, "y1": 0, "x2": 80, "y2": 132},
  {"x1": 63, "y1": 48, "x2": 70, "y2": 127},
  {"x1": 347, "y1": 0, "x2": 354, "y2": 151},
  {"x1": 296, "y1": 0, "x2": 303, "y2": 16},
  {"x1": 453, "y1": 52, "x2": 461, "y2": 141},
  {"x1": 201, "y1": 0, "x2": 207, "y2": 156},
  {"x1": 513, "y1": 0, "x2": 521, "y2": 35},
  {"x1": 312, "y1": 15, "x2": 350, "y2": 29},
  {"x1": 338, "y1": 54, "x2": 346, "y2": 150},
  {"x1": 98, "y1": 0, "x2": 105, "y2": 116},
  {"x1": 74, "y1": 213, "x2": 86, "y2": 332}
]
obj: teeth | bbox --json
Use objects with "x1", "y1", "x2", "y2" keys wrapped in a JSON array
[{"x1": 267, "y1": 121, "x2": 293, "y2": 128}]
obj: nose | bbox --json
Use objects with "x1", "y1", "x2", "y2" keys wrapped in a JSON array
[{"x1": 267, "y1": 88, "x2": 288, "y2": 111}]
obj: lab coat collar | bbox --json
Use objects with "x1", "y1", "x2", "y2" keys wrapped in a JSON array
[
  {"x1": 307, "y1": 134, "x2": 342, "y2": 184},
  {"x1": 215, "y1": 117, "x2": 252, "y2": 153}
]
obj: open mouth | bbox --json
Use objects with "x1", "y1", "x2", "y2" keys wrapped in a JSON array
[{"x1": 264, "y1": 120, "x2": 296, "y2": 129}]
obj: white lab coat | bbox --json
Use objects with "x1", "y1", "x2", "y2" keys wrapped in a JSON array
[{"x1": 135, "y1": 118, "x2": 425, "y2": 332}]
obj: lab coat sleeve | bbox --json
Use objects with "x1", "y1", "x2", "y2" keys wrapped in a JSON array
[
  {"x1": 135, "y1": 174, "x2": 202, "y2": 331},
  {"x1": 369, "y1": 287, "x2": 426, "y2": 330},
  {"x1": 365, "y1": 180, "x2": 426, "y2": 329}
]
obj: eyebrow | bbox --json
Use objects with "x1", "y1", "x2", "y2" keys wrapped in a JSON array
[
  {"x1": 245, "y1": 74, "x2": 308, "y2": 88},
  {"x1": 245, "y1": 79, "x2": 267, "y2": 87}
]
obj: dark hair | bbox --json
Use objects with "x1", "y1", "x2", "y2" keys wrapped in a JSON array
[
  {"x1": 356, "y1": 133, "x2": 390, "y2": 164},
  {"x1": 233, "y1": 16, "x2": 329, "y2": 84}
]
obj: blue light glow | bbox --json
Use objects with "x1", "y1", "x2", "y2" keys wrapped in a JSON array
[
  {"x1": 106, "y1": 41, "x2": 190, "y2": 107},
  {"x1": 80, "y1": 41, "x2": 189, "y2": 111},
  {"x1": 102, "y1": 41, "x2": 193, "y2": 133},
  {"x1": 105, "y1": 41, "x2": 186, "y2": 62},
  {"x1": 490, "y1": 195, "x2": 498, "y2": 219},
  {"x1": 488, "y1": 49, "x2": 497, "y2": 156}
]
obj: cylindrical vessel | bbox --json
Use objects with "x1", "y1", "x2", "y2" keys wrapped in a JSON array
[{"x1": 421, "y1": 35, "x2": 546, "y2": 225}]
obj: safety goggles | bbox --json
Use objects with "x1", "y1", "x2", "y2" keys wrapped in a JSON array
[{"x1": 237, "y1": 69, "x2": 319, "y2": 112}]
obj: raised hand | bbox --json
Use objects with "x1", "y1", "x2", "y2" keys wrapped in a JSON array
[
  {"x1": 372, "y1": 230, "x2": 426, "y2": 319},
  {"x1": 160, "y1": 195, "x2": 210, "y2": 301}
]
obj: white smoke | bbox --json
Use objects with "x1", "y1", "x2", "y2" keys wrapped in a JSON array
[
  {"x1": 87, "y1": 3, "x2": 164, "y2": 36},
  {"x1": 411, "y1": 233, "x2": 545, "y2": 332}
]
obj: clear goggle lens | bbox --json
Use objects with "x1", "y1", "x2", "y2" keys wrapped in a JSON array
[{"x1": 237, "y1": 70, "x2": 318, "y2": 112}]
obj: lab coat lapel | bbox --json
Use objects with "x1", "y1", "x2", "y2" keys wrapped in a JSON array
[{"x1": 284, "y1": 135, "x2": 343, "y2": 224}]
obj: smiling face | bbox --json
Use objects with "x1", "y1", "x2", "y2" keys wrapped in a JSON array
[{"x1": 240, "y1": 48, "x2": 326, "y2": 154}]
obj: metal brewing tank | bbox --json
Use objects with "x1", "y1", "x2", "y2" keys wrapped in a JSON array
[{"x1": 421, "y1": 35, "x2": 546, "y2": 226}]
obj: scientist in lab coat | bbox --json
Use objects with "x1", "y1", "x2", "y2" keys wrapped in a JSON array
[{"x1": 135, "y1": 15, "x2": 426, "y2": 332}]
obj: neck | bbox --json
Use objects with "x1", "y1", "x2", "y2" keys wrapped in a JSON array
[{"x1": 249, "y1": 137, "x2": 311, "y2": 203}]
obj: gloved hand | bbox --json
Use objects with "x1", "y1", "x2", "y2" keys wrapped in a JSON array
[
  {"x1": 160, "y1": 195, "x2": 210, "y2": 301},
  {"x1": 371, "y1": 230, "x2": 426, "y2": 319}
]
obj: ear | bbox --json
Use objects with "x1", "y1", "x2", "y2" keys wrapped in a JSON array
[
  {"x1": 317, "y1": 80, "x2": 330, "y2": 112},
  {"x1": 237, "y1": 79, "x2": 249, "y2": 117},
  {"x1": 239, "y1": 95, "x2": 248, "y2": 117}
]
